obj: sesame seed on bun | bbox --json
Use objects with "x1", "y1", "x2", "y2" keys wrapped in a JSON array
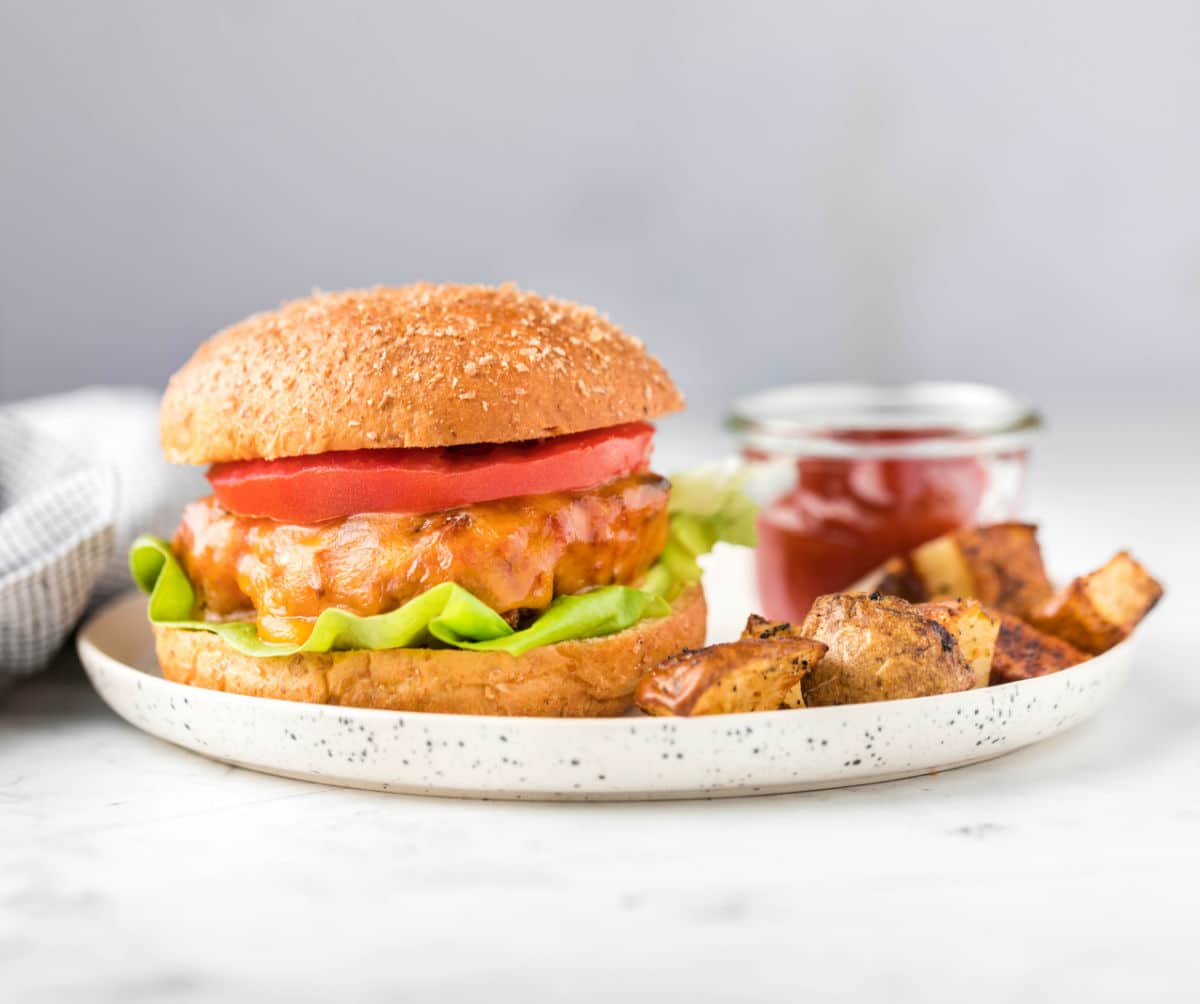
[{"x1": 160, "y1": 283, "x2": 684, "y2": 464}]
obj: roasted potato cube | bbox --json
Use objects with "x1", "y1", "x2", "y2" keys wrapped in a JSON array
[
  {"x1": 737, "y1": 617, "x2": 818, "y2": 707},
  {"x1": 800, "y1": 593, "x2": 975, "y2": 706},
  {"x1": 909, "y1": 534, "x2": 972, "y2": 599},
  {"x1": 635, "y1": 639, "x2": 827, "y2": 716},
  {"x1": 911, "y1": 523, "x2": 1054, "y2": 619},
  {"x1": 741, "y1": 614, "x2": 809, "y2": 641},
  {"x1": 867, "y1": 556, "x2": 927, "y2": 603},
  {"x1": 858, "y1": 523, "x2": 1054, "y2": 620},
  {"x1": 1030, "y1": 551, "x2": 1163, "y2": 654},
  {"x1": 989, "y1": 611, "x2": 1089, "y2": 684},
  {"x1": 915, "y1": 599, "x2": 1000, "y2": 689}
]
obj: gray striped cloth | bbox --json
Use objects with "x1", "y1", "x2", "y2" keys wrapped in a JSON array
[{"x1": 0, "y1": 389, "x2": 206, "y2": 682}]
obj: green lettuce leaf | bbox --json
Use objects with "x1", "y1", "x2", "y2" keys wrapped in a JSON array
[
  {"x1": 430, "y1": 588, "x2": 670, "y2": 656},
  {"x1": 668, "y1": 460, "x2": 758, "y2": 547},
  {"x1": 129, "y1": 461, "x2": 757, "y2": 656},
  {"x1": 644, "y1": 460, "x2": 759, "y2": 601},
  {"x1": 130, "y1": 534, "x2": 666, "y2": 658}
]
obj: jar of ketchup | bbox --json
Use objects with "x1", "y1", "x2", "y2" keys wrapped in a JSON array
[{"x1": 728, "y1": 383, "x2": 1040, "y2": 622}]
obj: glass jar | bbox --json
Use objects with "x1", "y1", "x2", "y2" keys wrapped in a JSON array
[{"x1": 728, "y1": 382, "x2": 1041, "y2": 622}]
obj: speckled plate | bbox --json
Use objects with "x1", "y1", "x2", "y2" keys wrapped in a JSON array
[{"x1": 76, "y1": 547, "x2": 1136, "y2": 800}]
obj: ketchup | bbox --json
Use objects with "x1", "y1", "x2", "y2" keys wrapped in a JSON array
[{"x1": 752, "y1": 430, "x2": 994, "y2": 621}]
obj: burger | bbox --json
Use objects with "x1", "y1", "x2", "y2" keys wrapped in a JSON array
[{"x1": 131, "y1": 283, "x2": 752, "y2": 717}]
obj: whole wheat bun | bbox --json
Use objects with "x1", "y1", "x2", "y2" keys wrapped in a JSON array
[
  {"x1": 154, "y1": 585, "x2": 706, "y2": 717},
  {"x1": 161, "y1": 283, "x2": 684, "y2": 464}
]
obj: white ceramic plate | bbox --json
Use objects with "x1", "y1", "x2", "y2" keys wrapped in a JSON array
[{"x1": 77, "y1": 548, "x2": 1134, "y2": 801}]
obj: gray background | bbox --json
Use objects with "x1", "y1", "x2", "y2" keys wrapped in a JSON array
[{"x1": 2, "y1": 1, "x2": 1197, "y2": 412}]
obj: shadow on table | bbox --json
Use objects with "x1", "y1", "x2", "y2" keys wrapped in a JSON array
[{"x1": 0, "y1": 639, "x2": 109, "y2": 722}]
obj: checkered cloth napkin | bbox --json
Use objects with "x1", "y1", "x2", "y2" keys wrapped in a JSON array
[{"x1": 0, "y1": 388, "x2": 204, "y2": 681}]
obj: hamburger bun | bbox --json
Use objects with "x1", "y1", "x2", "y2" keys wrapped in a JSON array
[
  {"x1": 153, "y1": 585, "x2": 706, "y2": 717},
  {"x1": 161, "y1": 283, "x2": 684, "y2": 464}
]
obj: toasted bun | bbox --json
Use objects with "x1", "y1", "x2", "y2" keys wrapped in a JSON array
[
  {"x1": 161, "y1": 283, "x2": 684, "y2": 464},
  {"x1": 153, "y1": 585, "x2": 706, "y2": 717}
]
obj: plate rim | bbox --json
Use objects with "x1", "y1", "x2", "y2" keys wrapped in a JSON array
[{"x1": 76, "y1": 589, "x2": 1136, "y2": 800}]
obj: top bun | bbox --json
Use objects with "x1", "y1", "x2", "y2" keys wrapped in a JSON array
[{"x1": 160, "y1": 283, "x2": 684, "y2": 464}]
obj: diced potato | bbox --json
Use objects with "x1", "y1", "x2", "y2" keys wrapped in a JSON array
[
  {"x1": 989, "y1": 611, "x2": 1089, "y2": 684},
  {"x1": 740, "y1": 614, "x2": 808, "y2": 641},
  {"x1": 915, "y1": 599, "x2": 1000, "y2": 689},
  {"x1": 867, "y1": 556, "x2": 927, "y2": 603},
  {"x1": 635, "y1": 638, "x2": 827, "y2": 716},
  {"x1": 956, "y1": 524, "x2": 1055, "y2": 617},
  {"x1": 910, "y1": 534, "x2": 975, "y2": 599},
  {"x1": 737, "y1": 616, "x2": 821, "y2": 707},
  {"x1": 799, "y1": 593, "x2": 975, "y2": 706},
  {"x1": 1030, "y1": 551, "x2": 1164, "y2": 654},
  {"x1": 857, "y1": 523, "x2": 1054, "y2": 620},
  {"x1": 918, "y1": 523, "x2": 1055, "y2": 619}
]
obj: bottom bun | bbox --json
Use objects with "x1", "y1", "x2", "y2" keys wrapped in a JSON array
[{"x1": 154, "y1": 585, "x2": 706, "y2": 717}]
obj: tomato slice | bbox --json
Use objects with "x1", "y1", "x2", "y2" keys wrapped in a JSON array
[{"x1": 208, "y1": 422, "x2": 656, "y2": 523}]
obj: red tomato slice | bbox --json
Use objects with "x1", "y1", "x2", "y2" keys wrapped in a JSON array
[{"x1": 208, "y1": 422, "x2": 656, "y2": 523}]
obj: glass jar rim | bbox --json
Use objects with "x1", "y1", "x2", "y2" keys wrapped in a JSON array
[{"x1": 727, "y1": 381, "x2": 1041, "y2": 459}]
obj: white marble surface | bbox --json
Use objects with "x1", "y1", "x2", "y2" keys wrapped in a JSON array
[{"x1": 2, "y1": 407, "x2": 1198, "y2": 1002}]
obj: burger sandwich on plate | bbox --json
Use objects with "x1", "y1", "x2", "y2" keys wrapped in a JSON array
[{"x1": 130, "y1": 283, "x2": 753, "y2": 716}]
